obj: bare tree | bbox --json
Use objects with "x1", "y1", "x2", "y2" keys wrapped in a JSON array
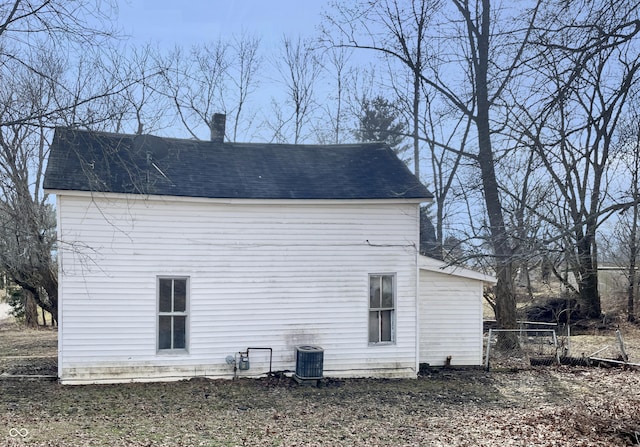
[
  {"x1": 0, "y1": 0, "x2": 130, "y2": 323},
  {"x1": 625, "y1": 123, "x2": 640, "y2": 322},
  {"x1": 621, "y1": 169, "x2": 639, "y2": 322},
  {"x1": 159, "y1": 41, "x2": 230, "y2": 140},
  {"x1": 420, "y1": 98, "x2": 469, "y2": 260},
  {"x1": 315, "y1": 46, "x2": 354, "y2": 144},
  {"x1": 101, "y1": 45, "x2": 169, "y2": 136},
  {"x1": 610, "y1": 99, "x2": 640, "y2": 322},
  {"x1": 324, "y1": 0, "x2": 479, "y2": 289},
  {"x1": 499, "y1": 141, "x2": 556, "y2": 301},
  {"x1": 0, "y1": 1, "x2": 115, "y2": 48},
  {"x1": 157, "y1": 36, "x2": 263, "y2": 142},
  {"x1": 270, "y1": 35, "x2": 321, "y2": 144},
  {"x1": 0, "y1": 54, "x2": 60, "y2": 321},
  {"x1": 520, "y1": 0, "x2": 640, "y2": 318},
  {"x1": 441, "y1": 0, "x2": 544, "y2": 331},
  {"x1": 225, "y1": 34, "x2": 262, "y2": 142},
  {"x1": 323, "y1": 0, "x2": 442, "y2": 178}
]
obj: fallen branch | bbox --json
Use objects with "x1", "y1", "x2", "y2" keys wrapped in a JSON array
[
  {"x1": 588, "y1": 346, "x2": 610, "y2": 357},
  {"x1": 589, "y1": 357, "x2": 640, "y2": 368}
]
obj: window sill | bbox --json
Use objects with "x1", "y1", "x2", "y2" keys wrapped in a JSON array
[
  {"x1": 368, "y1": 341, "x2": 396, "y2": 347},
  {"x1": 156, "y1": 349, "x2": 189, "y2": 355}
]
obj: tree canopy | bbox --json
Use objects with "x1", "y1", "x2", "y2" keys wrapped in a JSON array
[{"x1": 3, "y1": 0, "x2": 640, "y2": 325}]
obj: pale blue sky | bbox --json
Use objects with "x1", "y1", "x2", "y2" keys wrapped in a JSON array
[{"x1": 117, "y1": 0, "x2": 331, "y2": 48}]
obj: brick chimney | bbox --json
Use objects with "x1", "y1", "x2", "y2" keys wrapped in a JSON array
[{"x1": 210, "y1": 113, "x2": 226, "y2": 143}]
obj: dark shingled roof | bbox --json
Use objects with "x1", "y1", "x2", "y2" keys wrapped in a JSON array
[{"x1": 44, "y1": 127, "x2": 433, "y2": 201}]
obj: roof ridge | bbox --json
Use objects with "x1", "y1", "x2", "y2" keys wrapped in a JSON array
[
  {"x1": 225, "y1": 141, "x2": 386, "y2": 148},
  {"x1": 56, "y1": 127, "x2": 389, "y2": 149}
]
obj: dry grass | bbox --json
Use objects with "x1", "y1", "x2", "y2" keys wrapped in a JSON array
[
  {"x1": 0, "y1": 321, "x2": 57, "y2": 358},
  {"x1": 1, "y1": 319, "x2": 640, "y2": 446},
  {"x1": 0, "y1": 320, "x2": 57, "y2": 377},
  {"x1": 566, "y1": 322, "x2": 640, "y2": 362}
]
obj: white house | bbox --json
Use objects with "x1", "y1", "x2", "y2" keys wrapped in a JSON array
[{"x1": 44, "y1": 123, "x2": 494, "y2": 384}]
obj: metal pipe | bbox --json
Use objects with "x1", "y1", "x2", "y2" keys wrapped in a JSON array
[{"x1": 246, "y1": 347, "x2": 273, "y2": 376}]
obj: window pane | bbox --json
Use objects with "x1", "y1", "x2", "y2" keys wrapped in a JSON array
[
  {"x1": 380, "y1": 310, "x2": 392, "y2": 342},
  {"x1": 159, "y1": 279, "x2": 172, "y2": 312},
  {"x1": 369, "y1": 276, "x2": 381, "y2": 308},
  {"x1": 159, "y1": 316, "x2": 172, "y2": 349},
  {"x1": 368, "y1": 311, "x2": 379, "y2": 342},
  {"x1": 381, "y1": 276, "x2": 393, "y2": 308},
  {"x1": 174, "y1": 279, "x2": 186, "y2": 312},
  {"x1": 173, "y1": 316, "x2": 186, "y2": 349}
]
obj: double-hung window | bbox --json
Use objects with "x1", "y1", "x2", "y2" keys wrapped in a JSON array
[
  {"x1": 369, "y1": 274, "x2": 395, "y2": 343},
  {"x1": 158, "y1": 277, "x2": 188, "y2": 351}
]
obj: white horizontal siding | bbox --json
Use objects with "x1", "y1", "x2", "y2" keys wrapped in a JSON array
[
  {"x1": 418, "y1": 269, "x2": 483, "y2": 366},
  {"x1": 57, "y1": 194, "x2": 420, "y2": 383}
]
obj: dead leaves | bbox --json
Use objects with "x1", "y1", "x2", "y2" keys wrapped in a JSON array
[
  {"x1": 2, "y1": 322, "x2": 640, "y2": 446},
  {"x1": 2, "y1": 368, "x2": 639, "y2": 446}
]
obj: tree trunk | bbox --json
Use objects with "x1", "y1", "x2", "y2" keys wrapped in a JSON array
[
  {"x1": 23, "y1": 290, "x2": 39, "y2": 328},
  {"x1": 576, "y1": 232, "x2": 601, "y2": 319},
  {"x1": 41, "y1": 270, "x2": 58, "y2": 325},
  {"x1": 13, "y1": 270, "x2": 58, "y2": 325},
  {"x1": 475, "y1": 0, "x2": 517, "y2": 333},
  {"x1": 628, "y1": 191, "x2": 638, "y2": 322}
]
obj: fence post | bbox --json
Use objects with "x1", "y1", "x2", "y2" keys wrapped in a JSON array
[
  {"x1": 552, "y1": 331, "x2": 560, "y2": 364},
  {"x1": 485, "y1": 329, "x2": 493, "y2": 371},
  {"x1": 616, "y1": 329, "x2": 628, "y2": 362}
]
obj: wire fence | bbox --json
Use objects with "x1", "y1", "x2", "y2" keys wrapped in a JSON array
[
  {"x1": 484, "y1": 321, "x2": 640, "y2": 371},
  {"x1": 484, "y1": 327, "x2": 560, "y2": 371}
]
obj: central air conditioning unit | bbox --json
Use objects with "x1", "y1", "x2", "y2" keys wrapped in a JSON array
[{"x1": 294, "y1": 345, "x2": 324, "y2": 380}]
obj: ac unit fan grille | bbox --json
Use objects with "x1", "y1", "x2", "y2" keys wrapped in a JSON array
[{"x1": 295, "y1": 345, "x2": 324, "y2": 379}]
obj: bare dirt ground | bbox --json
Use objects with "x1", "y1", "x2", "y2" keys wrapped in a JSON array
[{"x1": 1, "y1": 319, "x2": 639, "y2": 447}]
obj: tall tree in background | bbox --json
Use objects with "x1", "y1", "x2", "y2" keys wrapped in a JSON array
[
  {"x1": 323, "y1": 0, "x2": 440, "y2": 179},
  {"x1": 104, "y1": 45, "x2": 168, "y2": 136},
  {"x1": 126, "y1": 36, "x2": 261, "y2": 142},
  {"x1": 0, "y1": 0, "x2": 126, "y2": 323},
  {"x1": 623, "y1": 146, "x2": 639, "y2": 323},
  {"x1": 158, "y1": 41, "x2": 230, "y2": 140},
  {"x1": 420, "y1": 91, "x2": 468, "y2": 261},
  {"x1": 225, "y1": 34, "x2": 262, "y2": 142},
  {"x1": 0, "y1": 113, "x2": 58, "y2": 322},
  {"x1": 611, "y1": 99, "x2": 640, "y2": 322},
  {"x1": 323, "y1": 0, "x2": 458, "y2": 272},
  {"x1": 520, "y1": 0, "x2": 640, "y2": 318},
  {"x1": 355, "y1": 96, "x2": 408, "y2": 159},
  {"x1": 269, "y1": 36, "x2": 321, "y2": 144},
  {"x1": 317, "y1": 46, "x2": 353, "y2": 144},
  {"x1": 443, "y1": 0, "x2": 526, "y2": 331}
]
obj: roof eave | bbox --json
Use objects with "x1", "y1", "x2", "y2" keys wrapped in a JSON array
[
  {"x1": 418, "y1": 255, "x2": 497, "y2": 284},
  {"x1": 44, "y1": 189, "x2": 432, "y2": 205}
]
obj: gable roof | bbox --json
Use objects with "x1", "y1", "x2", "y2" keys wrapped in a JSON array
[{"x1": 43, "y1": 128, "x2": 433, "y2": 201}]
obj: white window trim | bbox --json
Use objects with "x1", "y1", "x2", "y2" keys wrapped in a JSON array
[
  {"x1": 157, "y1": 276, "x2": 190, "y2": 354},
  {"x1": 368, "y1": 273, "x2": 396, "y2": 345}
]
